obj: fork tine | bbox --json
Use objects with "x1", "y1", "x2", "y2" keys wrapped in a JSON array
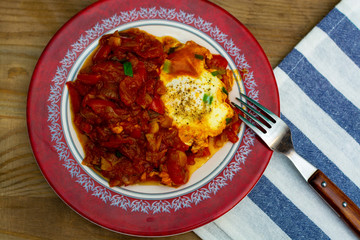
[
  {"x1": 236, "y1": 97, "x2": 274, "y2": 126},
  {"x1": 232, "y1": 102, "x2": 269, "y2": 133},
  {"x1": 235, "y1": 108, "x2": 267, "y2": 136},
  {"x1": 240, "y1": 93, "x2": 278, "y2": 121}
]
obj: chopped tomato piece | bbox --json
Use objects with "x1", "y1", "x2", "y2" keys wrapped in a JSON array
[
  {"x1": 86, "y1": 99, "x2": 117, "y2": 114},
  {"x1": 92, "y1": 45, "x2": 111, "y2": 62},
  {"x1": 186, "y1": 147, "x2": 210, "y2": 165},
  {"x1": 225, "y1": 128, "x2": 239, "y2": 143},
  {"x1": 195, "y1": 147, "x2": 211, "y2": 158},
  {"x1": 101, "y1": 135, "x2": 135, "y2": 148},
  {"x1": 166, "y1": 150, "x2": 189, "y2": 185},
  {"x1": 136, "y1": 86, "x2": 152, "y2": 108},
  {"x1": 129, "y1": 126, "x2": 142, "y2": 139},
  {"x1": 231, "y1": 120, "x2": 241, "y2": 132},
  {"x1": 149, "y1": 95, "x2": 165, "y2": 114},
  {"x1": 76, "y1": 73, "x2": 102, "y2": 85},
  {"x1": 186, "y1": 154, "x2": 195, "y2": 165},
  {"x1": 91, "y1": 61, "x2": 124, "y2": 82},
  {"x1": 66, "y1": 82, "x2": 81, "y2": 113},
  {"x1": 119, "y1": 66, "x2": 146, "y2": 106},
  {"x1": 207, "y1": 54, "x2": 228, "y2": 69},
  {"x1": 74, "y1": 115, "x2": 93, "y2": 134}
]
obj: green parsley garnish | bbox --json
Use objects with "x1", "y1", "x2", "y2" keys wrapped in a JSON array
[
  {"x1": 163, "y1": 59, "x2": 171, "y2": 73},
  {"x1": 123, "y1": 61, "x2": 133, "y2": 77},
  {"x1": 203, "y1": 93, "x2": 213, "y2": 104},
  {"x1": 115, "y1": 151, "x2": 123, "y2": 158},
  {"x1": 209, "y1": 96, "x2": 213, "y2": 104},
  {"x1": 211, "y1": 70, "x2": 219, "y2": 76},
  {"x1": 226, "y1": 118, "x2": 232, "y2": 125},
  {"x1": 195, "y1": 54, "x2": 204, "y2": 60},
  {"x1": 203, "y1": 93, "x2": 209, "y2": 103},
  {"x1": 94, "y1": 165, "x2": 102, "y2": 171},
  {"x1": 168, "y1": 47, "x2": 177, "y2": 54},
  {"x1": 212, "y1": 69, "x2": 226, "y2": 76},
  {"x1": 222, "y1": 87, "x2": 229, "y2": 95}
]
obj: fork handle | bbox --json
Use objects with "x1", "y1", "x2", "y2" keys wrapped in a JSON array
[{"x1": 308, "y1": 169, "x2": 360, "y2": 236}]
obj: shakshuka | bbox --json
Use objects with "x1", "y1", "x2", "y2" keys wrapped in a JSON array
[{"x1": 66, "y1": 28, "x2": 241, "y2": 187}]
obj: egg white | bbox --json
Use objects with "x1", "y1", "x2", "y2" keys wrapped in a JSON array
[{"x1": 160, "y1": 69, "x2": 234, "y2": 151}]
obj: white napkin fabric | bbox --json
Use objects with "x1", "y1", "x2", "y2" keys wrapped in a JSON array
[{"x1": 194, "y1": 0, "x2": 360, "y2": 239}]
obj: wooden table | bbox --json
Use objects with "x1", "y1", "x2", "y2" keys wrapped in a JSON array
[{"x1": 0, "y1": 0, "x2": 340, "y2": 239}]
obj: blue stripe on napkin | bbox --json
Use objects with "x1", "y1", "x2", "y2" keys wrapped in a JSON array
[
  {"x1": 317, "y1": 8, "x2": 360, "y2": 67},
  {"x1": 248, "y1": 176, "x2": 329, "y2": 240},
  {"x1": 194, "y1": 0, "x2": 360, "y2": 239},
  {"x1": 282, "y1": 115, "x2": 360, "y2": 206},
  {"x1": 278, "y1": 49, "x2": 360, "y2": 144}
]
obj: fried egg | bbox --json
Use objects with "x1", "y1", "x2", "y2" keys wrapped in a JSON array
[{"x1": 160, "y1": 41, "x2": 234, "y2": 152}]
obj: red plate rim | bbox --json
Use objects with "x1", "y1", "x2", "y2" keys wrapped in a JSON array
[{"x1": 27, "y1": 0, "x2": 279, "y2": 236}]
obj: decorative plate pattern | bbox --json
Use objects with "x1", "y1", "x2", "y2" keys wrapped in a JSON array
[
  {"x1": 28, "y1": 0, "x2": 278, "y2": 236},
  {"x1": 48, "y1": 7, "x2": 258, "y2": 214}
]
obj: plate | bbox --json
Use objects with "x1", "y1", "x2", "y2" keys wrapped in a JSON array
[{"x1": 27, "y1": 0, "x2": 279, "y2": 237}]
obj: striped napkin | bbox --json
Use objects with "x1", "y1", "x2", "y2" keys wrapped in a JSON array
[{"x1": 194, "y1": 0, "x2": 360, "y2": 239}]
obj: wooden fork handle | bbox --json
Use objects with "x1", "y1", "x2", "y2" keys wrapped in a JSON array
[{"x1": 308, "y1": 170, "x2": 360, "y2": 236}]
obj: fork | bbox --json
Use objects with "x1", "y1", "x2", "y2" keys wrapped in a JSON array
[{"x1": 232, "y1": 93, "x2": 360, "y2": 236}]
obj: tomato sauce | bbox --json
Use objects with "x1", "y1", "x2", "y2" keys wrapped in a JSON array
[{"x1": 66, "y1": 28, "x2": 241, "y2": 187}]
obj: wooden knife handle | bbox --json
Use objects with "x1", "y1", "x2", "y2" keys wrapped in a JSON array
[{"x1": 308, "y1": 169, "x2": 360, "y2": 236}]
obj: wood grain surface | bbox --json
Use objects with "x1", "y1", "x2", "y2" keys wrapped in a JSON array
[{"x1": 0, "y1": 0, "x2": 339, "y2": 239}]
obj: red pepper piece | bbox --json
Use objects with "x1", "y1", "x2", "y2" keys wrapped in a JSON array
[
  {"x1": 101, "y1": 135, "x2": 135, "y2": 148},
  {"x1": 76, "y1": 73, "x2": 102, "y2": 85},
  {"x1": 207, "y1": 54, "x2": 228, "y2": 69},
  {"x1": 86, "y1": 99, "x2": 117, "y2": 114},
  {"x1": 92, "y1": 45, "x2": 111, "y2": 62},
  {"x1": 231, "y1": 120, "x2": 241, "y2": 132},
  {"x1": 225, "y1": 128, "x2": 239, "y2": 143},
  {"x1": 66, "y1": 82, "x2": 81, "y2": 113},
  {"x1": 166, "y1": 150, "x2": 189, "y2": 185},
  {"x1": 149, "y1": 95, "x2": 165, "y2": 114}
]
